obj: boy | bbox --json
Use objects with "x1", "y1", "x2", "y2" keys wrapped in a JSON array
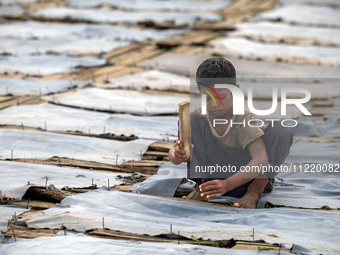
[{"x1": 168, "y1": 57, "x2": 293, "y2": 209}]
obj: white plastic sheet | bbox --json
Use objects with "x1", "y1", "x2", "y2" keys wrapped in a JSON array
[
  {"x1": 0, "y1": 205, "x2": 28, "y2": 234},
  {"x1": 67, "y1": 0, "x2": 232, "y2": 11},
  {"x1": 285, "y1": 139, "x2": 340, "y2": 165},
  {"x1": 291, "y1": 118, "x2": 340, "y2": 137},
  {"x1": 97, "y1": 70, "x2": 190, "y2": 92},
  {"x1": 0, "y1": 78, "x2": 83, "y2": 96},
  {"x1": 43, "y1": 87, "x2": 188, "y2": 115},
  {"x1": 0, "y1": 129, "x2": 153, "y2": 165},
  {"x1": 0, "y1": 55, "x2": 106, "y2": 75},
  {"x1": 0, "y1": 104, "x2": 178, "y2": 139},
  {"x1": 18, "y1": 188, "x2": 340, "y2": 254},
  {"x1": 0, "y1": 21, "x2": 189, "y2": 41},
  {"x1": 230, "y1": 21, "x2": 340, "y2": 46},
  {"x1": 0, "y1": 161, "x2": 126, "y2": 200},
  {"x1": 139, "y1": 53, "x2": 340, "y2": 78},
  {"x1": 133, "y1": 164, "x2": 340, "y2": 209},
  {"x1": 1, "y1": 38, "x2": 130, "y2": 56},
  {"x1": 0, "y1": 233, "x2": 287, "y2": 255},
  {"x1": 0, "y1": 6, "x2": 23, "y2": 17},
  {"x1": 207, "y1": 38, "x2": 340, "y2": 66},
  {"x1": 30, "y1": 7, "x2": 221, "y2": 25},
  {"x1": 254, "y1": 4, "x2": 340, "y2": 27},
  {"x1": 325, "y1": 100, "x2": 340, "y2": 121},
  {"x1": 0, "y1": 0, "x2": 36, "y2": 4},
  {"x1": 281, "y1": 0, "x2": 340, "y2": 6}
]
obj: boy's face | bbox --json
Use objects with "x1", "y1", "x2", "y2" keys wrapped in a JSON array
[{"x1": 203, "y1": 87, "x2": 234, "y2": 117}]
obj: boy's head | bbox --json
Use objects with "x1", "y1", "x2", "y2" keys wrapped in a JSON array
[
  {"x1": 196, "y1": 58, "x2": 237, "y2": 117},
  {"x1": 196, "y1": 57, "x2": 237, "y2": 85}
]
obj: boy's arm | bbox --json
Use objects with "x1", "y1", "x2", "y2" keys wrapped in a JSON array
[{"x1": 199, "y1": 137, "x2": 269, "y2": 199}]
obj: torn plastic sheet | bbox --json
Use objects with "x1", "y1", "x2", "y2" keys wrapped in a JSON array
[
  {"x1": 0, "y1": 234, "x2": 290, "y2": 255},
  {"x1": 0, "y1": 205, "x2": 28, "y2": 234},
  {"x1": 97, "y1": 70, "x2": 190, "y2": 92},
  {"x1": 67, "y1": 0, "x2": 232, "y2": 11},
  {"x1": 0, "y1": 129, "x2": 153, "y2": 165},
  {"x1": 230, "y1": 21, "x2": 340, "y2": 47},
  {"x1": 133, "y1": 163, "x2": 340, "y2": 209},
  {"x1": 0, "y1": 6, "x2": 23, "y2": 17},
  {"x1": 0, "y1": 21, "x2": 190, "y2": 41},
  {"x1": 0, "y1": 55, "x2": 106, "y2": 75},
  {"x1": 139, "y1": 53, "x2": 340, "y2": 78},
  {"x1": 325, "y1": 100, "x2": 340, "y2": 121},
  {"x1": 285, "y1": 139, "x2": 340, "y2": 165},
  {"x1": 30, "y1": 7, "x2": 221, "y2": 25},
  {"x1": 253, "y1": 4, "x2": 340, "y2": 27},
  {"x1": 207, "y1": 37, "x2": 340, "y2": 67},
  {"x1": 0, "y1": 161, "x2": 126, "y2": 200},
  {"x1": 0, "y1": 104, "x2": 178, "y2": 140},
  {"x1": 0, "y1": 38, "x2": 130, "y2": 56},
  {"x1": 0, "y1": 78, "x2": 85, "y2": 96},
  {"x1": 43, "y1": 87, "x2": 188, "y2": 115},
  {"x1": 132, "y1": 163, "x2": 186, "y2": 196},
  {"x1": 18, "y1": 188, "x2": 340, "y2": 254},
  {"x1": 290, "y1": 118, "x2": 340, "y2": 138}
]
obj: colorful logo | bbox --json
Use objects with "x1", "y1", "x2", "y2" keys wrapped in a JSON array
[{"x1": 197, "y1": 82, "x2": 222, "y2": 106}]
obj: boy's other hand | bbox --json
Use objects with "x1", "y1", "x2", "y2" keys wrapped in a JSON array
[{"x1": 199, "y1": 180, "x2": 228, "y2": 200}]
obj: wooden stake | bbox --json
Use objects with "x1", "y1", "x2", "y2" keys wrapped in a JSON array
[
  {"x1": 21, "y1": 122, "x2": 24, "y2": 130},
  {"x1": 103, "y1": 126, "x2": 105, "y2": 134},
  {"x1": 92, "y1": 178, "x2": 93, "y2": 186},
  {"x1": 102, "y1": 217, "x2": 105, "y2": 229},
  {"x1": 178, "y1": 230, "x2": 180, "y2": 244},
  {"x1": 45, "y1": 177, "x2": 48, "y2": 188},
  {"x1": 253, "y1": 228, "x2": 254, "y2": 241},
  {"x1": 178, "y1": 101, "x2": 191, "y2": 161},
  {"x1": 0, "y1": 190, "x2": 2, "y2": 203},
  {"x1": 44, "y1": 121, "x2": 47, "y2": 131},
  {"x1": 170, "y1": 224, "x2": 172, "y2": 234},
  {"x1": 116, "y1": 155, "x2": 118, "y2": 165},
  {"x1": 26, "y1": 198, "x2": 30, "y2": 209},
  {"x1": 108, "y1": 179, "x2": 110, "y2": 191},
  {"x1": 11, "y1": 149, "x2": 13, "y2": 160},
  {"x1": 12, "y1": 228, "x2": 16, "y2": 242}
]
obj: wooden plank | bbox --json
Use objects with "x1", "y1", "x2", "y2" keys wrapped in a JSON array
[
  {"x1": 178, "y1": 101, "x2": 191, "y2": 161},
  {"x1": 0, "y1": 96, "x2": 44, "y2": 110},
  {"x1": 148, "y1": 142, "x2": 174, "y2": 152},
  {"x1": 144, "y1": 151, "x2": 169, "y2": 157}
]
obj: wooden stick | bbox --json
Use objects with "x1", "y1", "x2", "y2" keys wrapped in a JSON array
[{"x1": 178, "y1": 101, "x2": 191, "y2": 161}]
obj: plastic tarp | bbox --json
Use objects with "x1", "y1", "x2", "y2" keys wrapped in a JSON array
[
  {"x1": 0, "y1": 6, "x2": 23, "y2": 17},
  {"x1": 0, "y1": 129, "x2": 153, "y2": 164},
  {"x1": 43, "y1": 87, "x2": 188, "y2": 115},
  {"x1": 1, "y1": 37, "x2": 130, "y2": 56},
  {"x1": 230, "y1": 21, "x2": 340, "y2": 46},
  {"x1": 0, "y1": 161, "x2": 126, "y2": 200},
  {"x1": 67, "y1": 0, "x2": 232, "y2": 11},
  {"x1": 0, "y1": 78, "x2": 84, "y2": 96},
  {"x1": 0, "y1": 0, "x2": 36, "y2": 4},
  {"x1": 291, "y1": 118, "x2": 340, "y2": 137},
  {"x1": 97, "y1": 70, "x2": 190, "y2": 92},
  {"x1": 285, "y1": 139, "x2": 340, "y2": 165},
  {"x1": 280, "y1": 0, "x2": 340, "y2": 7},
  {"x1": 0, "y1": 104, "x2": 178, "y2": 140},
  {"x1": 139, "y1": 53, "x2": 340, "y2": 78},
  {"x1": 207, "y1": 37, "x2": 340, "y2": 66},
  {"x1": 325, "y1": 100, "x2": 340, "y2": 121},
  {"x1": 17, "y1": 187, "x2": 340, "y2": 254},
  {"x1": 30, "y1": 7, "x2": 221, "y2": 25},
  {"x1": 0, "y1": 233, "x2": 289, "y2": 255},
  {"x1": 133, "y1": 163, "x2": 340, "y2": 209},
  {"x1": 0, "y1": 21, "x2": 189, "y2": 41},
  {"x1": 254, "y1": 4, "x2": 340, "y2": 27},
  {"x1": 0, "y1": 205, "x2": 28, "y2": 234},
  {"x1": 0, "y1": 55, "x2": 106, "y2": 75}
]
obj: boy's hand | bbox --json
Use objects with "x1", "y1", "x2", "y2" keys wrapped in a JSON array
[
  {"x1": 199, "y1": 180, "x2": 228, "y2": 199},
  {"x1": 173, "y1": 140, "x2": 191, "y2": 163}
]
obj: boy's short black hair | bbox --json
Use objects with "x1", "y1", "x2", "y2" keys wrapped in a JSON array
[{"x1": 196, "y1": 57, "x2": 236, "y2": 85}]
